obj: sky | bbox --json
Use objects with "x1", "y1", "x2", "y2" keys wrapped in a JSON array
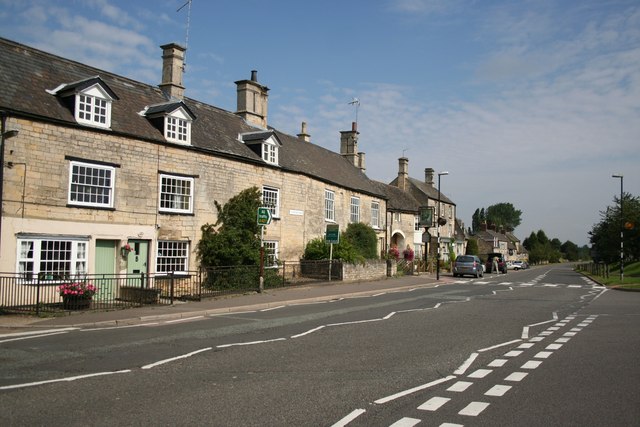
[{"x1": 1, "y1": 0, "x2": 638, "y2": 246}]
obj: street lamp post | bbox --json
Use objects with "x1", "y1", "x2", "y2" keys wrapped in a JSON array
[
  {"x1": 436, "y1": 171, "x2": 449, "y2": 280},
  {"x1": 612, "y1": 174, "x2": 624, "y2": 282}
]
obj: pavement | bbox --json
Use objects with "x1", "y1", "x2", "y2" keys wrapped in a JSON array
[{"x1": 0, "y1": 273, "x2": 452, "y2": 333}]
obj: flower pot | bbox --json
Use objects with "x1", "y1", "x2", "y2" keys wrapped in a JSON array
[{"x1": 63, "y1": 296, "x2": 92, "y2": 310}]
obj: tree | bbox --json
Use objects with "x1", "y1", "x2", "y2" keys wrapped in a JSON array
[
  {"x1": 536, "y1": 230, "x2": 549, "y2": 246},
  {"x1": 561, "y1": 240, "x2": 580, "y2": 261},
  {"x1": 589, "y1": 193, "x2": 640, "y2": 263},
  {"x1": 197, "y1": 187, "x2": 261, "y2": 267},
  {"x1": 465, "y1": 238, "x2": 479, "y2": 256},
  {"x1": 523, "y1": 232, "x2": 538, "y2": 251},
  {"x1": 485, "y1": 203, "x2": 522, "y2": 231},
  {"x1": 343, "y1": 223, "x2": 378, "y2": 259},
  {"x1": 472, "y1": 209, "x2": 481, "y2": 233}
]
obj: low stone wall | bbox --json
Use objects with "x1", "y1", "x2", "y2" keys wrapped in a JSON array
[
  {"x1": 119, "y1": 286, "x2": 160, "y2": 304},
  {"x1": 342, "y1": 259, "x2": 389, "y2": 282}
]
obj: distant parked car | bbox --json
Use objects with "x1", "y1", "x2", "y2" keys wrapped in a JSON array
[
  {"x1": 509, "y1": 260, "x2": 527, "y2": 270},
  {"x1": 485, "y1": 253, "x2": 507, "y2": 274},
  {"x1": 453, "y1": 255, "x2": 484, "y2": 278}
]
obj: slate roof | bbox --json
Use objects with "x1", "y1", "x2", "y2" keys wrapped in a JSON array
[
  {"x1": 371, "y1": 181, "x2": 420, "y2": 212},
  {"x1": 388, "y1": 176, "x2": 455, "y2": 206},
  {"x1": 0, "y1": 37, "x2": 385, "y2": 199}
]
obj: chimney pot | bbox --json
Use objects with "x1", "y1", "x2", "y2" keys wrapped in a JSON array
[
  {"x1": 352, "y1": 121, "x2": 357, "y2": 132},
  {"x1": 297, "y1": 121, "x2": 311, "y2": 142},
  {"x1": 251, "y1": 70, "x2": 258, "y2": 82}
]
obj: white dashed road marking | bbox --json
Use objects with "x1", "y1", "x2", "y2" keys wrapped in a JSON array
[
  {"x1": 459, "y1": 401, "x2": 490, "y2": 416},
  {"x1": 485, "y1": 384, "x2": 512, "y2": 397},
  {"x1": 468, "y1": 369, "x2": 492, "y2": 379},
  {"x1": 448, "y1": 381, "x2": 473, "y2": 392},
  {"x1": 521, "y1": 360, "x2": 543, "y2": 369},
  {"x1": 389, "y1": 417, "x2": 421, "y2": 427},
  {"x1": 504, "y1": 372, "x2": 528, "y2": 382},
  {"x1": 418, "y1": 396, "x2": 451, "y2": 411}
]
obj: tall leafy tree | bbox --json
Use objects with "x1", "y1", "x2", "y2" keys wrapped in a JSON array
[
  {"x1": 486, "y1": 203, "x2": 522, "y2": 231},
  {"x1": 472, "y1": 209, "x2": 481, "y2": 233},
  {"x1": 197, "y1": 187, "x2": 262, "y2": 267},
  {"x1": 561, "y1": 240, "x2": 580, "y2": 261},
  {"x1": 589, "y1": 193, "x2": 640, "y2": 263}
]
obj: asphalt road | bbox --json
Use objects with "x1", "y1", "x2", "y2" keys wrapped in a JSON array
[{"x1": 0, "y1": 266, "x2": 637, "y2": 426}]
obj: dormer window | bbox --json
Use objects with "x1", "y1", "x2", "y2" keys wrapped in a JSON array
[
  {"x1": 262, "y1": 141, "x2": 278, "y2": 164},
  {"x1": 142, "y1": 102, "x2": 195, "y2": 145},
  {"x1": 240, "y1": 131, "x2": 282, "y2": 166},
  {"x1": 165, "y1": 113, "x2": 190, "y2": 144},
  {"x1": 77, "y1": 89, "x2": 110, "y2": 127},
  {"x1": 48, "y1": 76, "x2": 118, "y2": 129}
]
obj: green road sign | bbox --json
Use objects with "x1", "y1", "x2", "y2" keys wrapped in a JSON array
[
  {"x1": 325, "y1": 224, "x2": 340, "y2": 244},
  {"x1": 257, "y1": 207, "x2": 272, "y2": 225}
]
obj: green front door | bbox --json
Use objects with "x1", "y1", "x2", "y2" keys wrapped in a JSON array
[
  {"x1": 126, "y1": 240, "x2": 149, "y2": 275},
  {"x1": 95, "y1": 240, "x2": 117, "y2": 299}
]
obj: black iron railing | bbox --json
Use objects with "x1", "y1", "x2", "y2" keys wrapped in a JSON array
[{"x1": 0, "y1": 261, "x2": 341, "y2": 316}]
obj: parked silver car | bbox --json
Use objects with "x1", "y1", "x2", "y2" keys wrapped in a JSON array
[{"x1": 453, "y1": 255, "x2": 484, "y2": 278}]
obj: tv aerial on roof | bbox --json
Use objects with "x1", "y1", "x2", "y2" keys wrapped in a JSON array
[
  {"x1": 177, "y1": 0, "x2": 193, "y2": 72},
  {"x1": 348, "y1": 97, "x2": 360, "y2": 126}
]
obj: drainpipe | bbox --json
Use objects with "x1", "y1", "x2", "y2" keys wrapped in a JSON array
[{"x1": 0, "y1": 111, "x2": 19, "y2": 253}]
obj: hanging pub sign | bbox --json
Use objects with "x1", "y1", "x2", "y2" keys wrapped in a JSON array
[{"x1": 418, "y1": 206, "x2": 435, "y2": 227}]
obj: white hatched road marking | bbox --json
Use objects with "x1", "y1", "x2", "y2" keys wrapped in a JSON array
[
  {"x1": 504, "y1": 350, "x2": 523, "y2": 357},
  {"x1": 447, "y1": 381, "x2": 473, "y2": 392},
  {"x1": 488, "y1": 359, "x2": 508, "y2": 367},
  {"x1": 459, "y1": 401, "x2": 490, "y2": 416},
  {"x1": 374, "y1": 376, "x2": 456, "y2": 404},
  {"x1": 440, "y1": 424, "x2": 464, "y2": 427},
  {"x1": 454, "y1": 352, "x2": 478, "y2": 374},
  {"x1": 485, "y1": 384, "x2": 512, "y2": 396},
  {"x1": 535, "y1": 351, "x2": 553, "y2": 359},
  {"x1": 555, "y1": 337, "x2": 570, "y2": 343},
  {"x1": 331, "y1": 409, "x2": 366, "y2": 427},
  {"x1": 389, "y1": 417, "x2": 421, "y2": 427},
  {"x1": 505, "y1": 372, "x2": 528, "y2": 382},
  {"x1": 518, "y1": 343, "x2": 534, "y2": 349},
  {"x1": 546, "y1": 343, "x2": 563, "y2": 350},
  {"x1": 418, "y1": 396, "x2": 451, "y2": 411},
  {"x1": 468, "y1": 369, "x2": 492, "y2": 378},
  {"x1": 529, "y1": 337, "x2": 545, "y2": 342},
  {"x1": 522, "y1": 360, "x2": 543, "y2": 369}
]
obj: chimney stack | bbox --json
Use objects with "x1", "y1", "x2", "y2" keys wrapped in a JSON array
[
  {"x1": 398, "y1": 157, "x2": 409, "y2": 191},
  {"x1": 358, "y1": 152, "x2": 366, "y2": 173},
  {"x1": 297, "y1": 122, "x2": 311, "y2": 142},
  {"x1": 159, "y1": 43, "x2": 186, "y2": 100},
  {"x1": 235, "y1": 70, "x2": 269, "y2": 128},
  {"x1": 340, "y1": 122, "x2": 359, "y2": 167},
  {"x1": 425, "y1": 168, "x2": 435, "y2": 187}
]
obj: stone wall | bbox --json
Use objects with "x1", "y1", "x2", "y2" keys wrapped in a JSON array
[{"x1": 342, "y1": 259, "x2": 389, "y2": 282}]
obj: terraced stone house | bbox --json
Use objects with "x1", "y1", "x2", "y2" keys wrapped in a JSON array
[{"x1": 0, "y1": 38, "x2": 387, "y2": 284}]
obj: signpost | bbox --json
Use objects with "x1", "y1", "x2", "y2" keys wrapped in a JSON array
[
  {"x1": 257, "y1": 207, "x2": 272, "y2": 226},
  {"x1": 419, "y1": 206, "x2": 435, "y2": 273},
  {"x1": 325, "y1": 224, "x2": 340, "y2": 281},
  {"x1": 257, "y1": 207, "x2": 272, "y2": 292}
]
